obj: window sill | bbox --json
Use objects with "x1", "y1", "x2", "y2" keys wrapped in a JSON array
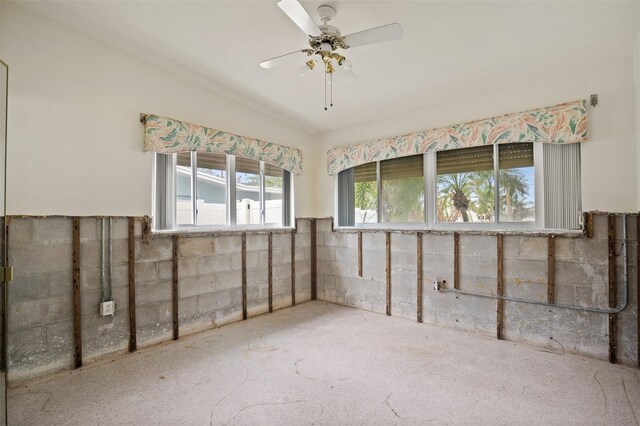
[
  {"x1": 152, "y1": 225, "x2": 295, "y2": 237},
  {"x1": 333, "y1": 225, "x2": 585, "y2": 238}
]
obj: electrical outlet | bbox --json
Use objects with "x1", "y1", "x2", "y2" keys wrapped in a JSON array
[
  {"x1": 432, "y1": 280, "x2": 446, "y2": 291},
  {"x1": 100, "y1": 301, "x2": 116, "y2": 317}
]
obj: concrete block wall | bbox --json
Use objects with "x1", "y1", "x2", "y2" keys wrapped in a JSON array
[
  {"x1": 315, "y1": 215, "x2": 639, "y2": 366},
  {"x1": 6, "y1": 217, "x2": 312, "y2": 384}
]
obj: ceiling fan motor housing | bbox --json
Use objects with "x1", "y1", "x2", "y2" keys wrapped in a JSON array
[{"x1": 317, "y1": 5, "x2": 336, "y2": 23}]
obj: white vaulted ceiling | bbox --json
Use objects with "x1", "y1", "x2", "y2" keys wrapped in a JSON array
[{"x1": 15, "y1": 0, "x2": 640, "y2": 134}]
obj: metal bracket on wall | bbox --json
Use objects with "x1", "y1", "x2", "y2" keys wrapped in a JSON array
[{"x1": 1, "y1": 266, "x2": 13, "y2": 282}]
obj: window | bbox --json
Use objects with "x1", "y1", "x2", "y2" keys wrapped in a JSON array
[
  {"x1": 436, "y1": 146, "x2": 494, "y2": 223},
  {"x1": 336, "y1": 142, "x2": 581, "y2": 230},
  {"x1": 380, "y1": 155, "x2": 424, "y2": 222},
  {"x1": 354, "y1": 162, "x2": 377, "y2": 224},
  {"x1": 498, "y1": 143, "x2": 534, "y2": 222},
  {"x1": 155, "y1": 152, "x2": 292, "y2": 230}
]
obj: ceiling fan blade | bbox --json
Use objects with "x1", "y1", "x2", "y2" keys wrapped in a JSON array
[
  {"x1": 277, "y1": 0, "x2": 322, "y2": 37},
  {"x1": 260, "y1": 50, "x2": 306, "y2": 69},
  {"x1": 343, "y1": 23, "x2": 403, "y2": 48}
]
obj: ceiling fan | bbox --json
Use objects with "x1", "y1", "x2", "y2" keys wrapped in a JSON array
[{"x1": 260, "y1": 0, "x2": 403, "y2": 110}]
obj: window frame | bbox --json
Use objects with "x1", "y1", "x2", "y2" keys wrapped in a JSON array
[
  {"x1": 154, "y1": 152, "x2": 293, "y2": 231},
  {"x1": 337, "y1": 142, "x2": 568, "y2": 231}
]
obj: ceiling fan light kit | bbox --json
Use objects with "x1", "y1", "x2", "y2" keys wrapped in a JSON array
[{"x1": 260, "y1": 0, "x2": 404, "y2": 110}]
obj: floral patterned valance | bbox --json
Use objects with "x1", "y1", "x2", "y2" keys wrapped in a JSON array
[
  {"x1": 143, "y1": 114, "x2": 303, "y2": 175},
  {"x1": 326, "y1": 100, "x2": 587, "y2": 175}
]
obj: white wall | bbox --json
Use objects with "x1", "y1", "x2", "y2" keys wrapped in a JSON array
[
  {"x1": 635, "y1": 23, "x2": 640, "y2": 209},
  {"x1": 1, "y1": 3, "x2": 318, "y2": 217},
  {"x1": 316, "y1": 56, "x2": 639, "y2": 217}
]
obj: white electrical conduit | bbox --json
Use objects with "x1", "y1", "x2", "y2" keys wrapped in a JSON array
[
  {"x1": 107, "y1": 217, "x2": 113, "y2": 301},
  {"x1": 100, "y1": 218, "x2": 105, "y2": 303},
  {"x1": 99, "y1": 218, "x2": 114, "y2": 303},
  {"x1": 441, "y1": 215, "x2": 629, "y2": 314}
]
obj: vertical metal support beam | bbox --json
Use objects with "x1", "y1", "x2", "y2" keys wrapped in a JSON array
[
  {"x1": 453, "y1": 232, "x2": 460, "y2": 289},
  {"x1": 417, "y1": 232, "x2": 423, "y2": 323},
  {"x1": 268, "y1": 232, "x2": 273, "y2": 313},
  {"x1": 585, "y1": 212, "x2": 594, "y2": 238},
  {"x1": 128, "y1": 217, "x2": 137, "y2": 353},
  {"x1": 607, "y1": 214, "x2": 617, "y2": 363},
  {"x1": 496, "y1": 234, "x2": 504, "y2": 341},
  {"x1": 358, "y1": 231, "x2": 363, "y2": 277},
  {"x1": 172, "y1": 235, "x2": 179, "y2": 340},
  {"x1": 291, "y1": 230, "x2": 296, "y2": 306},
  {"x1": 547, "y1": 235, "x2": 555, "y2": 305},
  {"x1": 386, "y1": 232, "x2": 391, "y2": 316},
  {"x1": 310, "y1": 219, "x2": 317, "y2": 301},
  {"x1": 242, "y1": 232, "x2": 247, "y2": 320},
  {"x1": 72, "y1": 217, "x2": 82, "y2": 368}
]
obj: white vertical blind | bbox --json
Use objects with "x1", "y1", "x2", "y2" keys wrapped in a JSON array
[{"x1": 543, "y1": 144, "x2": 581, "y2": 229}]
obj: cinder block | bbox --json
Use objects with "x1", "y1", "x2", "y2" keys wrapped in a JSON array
[
  {"x1": 503, "y1": 258, "x2": 546, "y2": 283},
  {"x1": 179, "y1": 295, "x2": 200, "y2": 319},
  {"x1": 180, "y1": 275, "x2": 215, "y2": 299},
  {"x1": 316, "y1": 218, "x2": 333, "y2": 233},
  {"x1": 246, "y1": 234, "x2": 268, "y2": 252},
  {"x1": 47, "y1": 270, "x2": 74, "y2": 297},
  {"x1": 424, "y1": 234, "x2": 453, "y2": 254},
  {"x1": 135, "y1": 303, "x2": 160, "y2": 328},
  {"x1": 32, "y1": 217, "x2": 72, "y2": 245},
  {"x1": 215, "y1": 235, "x2": 243, "y2": 254},
  {"x1": 136, "y1": 280, "x2": 172, "y2": 305},
  {"x1": 135, "y1": 261, "x2": 158, "y2": 283},
  {"x1": 272, "y1": 234, "x2": 290, "y2": 251},
  {"x1": 179, "y1": 237, "x2": 214, "y2": 257},
  {"x1": 321, "y1": 233, "x2": 336, "y2": 247},
  {"x1": 137, "y1": 237, "x2": 173, "y2": 262},
  {"x1": 158, "y1": 260, "x2": 173, "y2": 281},
  {"x1": 10, "y1": 272, "x2": 56, "y2": 301},
  {"x1": 517, "y1": 237, "x2": 547, "y2": 259},
  {"x1": 214, "y1": 270, "x2": 241, "y2": 291},
  {"x1": 178, "y1": 256, "x2": 199, "y2": 278},
  {"x1": 296, "y1": 218, "x2": 310, "y2": 233},
  {"x1": 318, "y1": 245, "x2": 336, "y2": 261},
  {"x1": 8, "y1": 217, "x2": 33, "y2": 245},
  {"x1": 10, "y1": 244, "x2": 72, "y2": 274},
  {"x1": 555, "y1": 261, "x2": 606, "y2": 288}
]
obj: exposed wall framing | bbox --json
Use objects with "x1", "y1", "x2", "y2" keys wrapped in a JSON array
[
  {"x1": 496, "y1": 233, "x2": 504, "y2": 340},
  {"x1": 72, "y1": 217, "x2": 82, "y2": 368},
  {"x1": 310, "y1": 219, "x2": 317, "y2": 301},
  {"x1": 268, "y1": 233, "x2": 273, "y2": 313},
  {"x1": 386, "y1": 232, "x2": 391, "y2": 317},
  {"x1": 453, "y1": 232, "x2": 460, "y2": 289},
  {"x1": 547, "y1": 235, "x2": 555, "y2": 304},
  {"x1": 172, "y1": 235, "x2": 179, "y2": 340},
  {"x1": 242, "y1": 232, "x2": 248, "y2": 320},
  {"x1": 128, "y1": 217, "x2": 137, "y2": 352},
  {"x1": 291, "y1": 230, "x2": 296, "y2": 306},
  {"x1": 417, "y1": 232, "x2": 423, "y2": 323}
]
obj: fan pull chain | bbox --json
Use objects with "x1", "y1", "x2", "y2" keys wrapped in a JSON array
[
  {"x1": 330, "y1": 72, "x2": 333, "y2": 108},
  {"x1": 324, "y1": 72, "x2": 327, "y2": 111}
]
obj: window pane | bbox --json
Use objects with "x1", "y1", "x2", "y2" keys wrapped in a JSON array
[
  {"x1": 265, "y1": 163, "x2": 283, "y2": 225},
  {"x1": 196, "y1": 153, "x2": 227, "y2": 226},
  {"x1": 436, "y1": 146, "x2": 494, "y2": 223},
  {"x1": 499, "y1": 143, "x2": 535, "y2": 222},
  {"x1": 176, "y1": 152, "x2": 193, "y2": 225},
  {"x1": 380, "y1": 155, "x2": 424, "y2": 222},
  {"x1": 354, "y1": 162, "x2": 377, "y2": 224},
  {"x1": 235, "y1": 157, "x2": 261, "y2": 225}
]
